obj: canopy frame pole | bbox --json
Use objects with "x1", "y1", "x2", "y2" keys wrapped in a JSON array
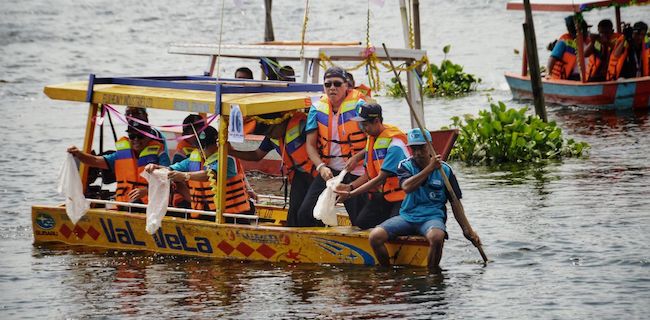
[
  {"x1": 215, "y1": 108, "x2": 229, "y2": 224},
  {"x1": 573, "y1": 14, "x2": 587, "y2": 83},
  {"x1": 615, "y1": 6, "x2": 622, "y2": 33}
]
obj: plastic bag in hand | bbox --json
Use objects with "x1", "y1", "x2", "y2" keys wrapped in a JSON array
[
  {"x1": 57, "y1": 154, "x2": 90, "y2": 224},
  {"x1": 140, "y1": 168, "x2": 170, "y2": 234},
  {"x1": 313, "y1": 170, "x2": 347, "y2": 226}
]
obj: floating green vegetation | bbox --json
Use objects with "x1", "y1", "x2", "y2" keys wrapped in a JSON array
[
  {"x1": 385, "y1": 45, "x2": 481, "y2": 98},
  {"x1": 446, "y1": 101, "x2": 590, "y2": 165}
]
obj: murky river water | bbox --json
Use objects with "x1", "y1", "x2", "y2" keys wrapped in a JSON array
[{"x1": 1, "y1": 0, "x2": 649, "y2": 318}]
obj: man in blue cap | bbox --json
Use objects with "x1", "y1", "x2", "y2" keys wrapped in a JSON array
[{"x1": 368, "y1": 128, "x2": 481, "y2": 271}]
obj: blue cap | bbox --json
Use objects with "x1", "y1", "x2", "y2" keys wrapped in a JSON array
[{"x1": 406, "y1": 128, "x2": 432, "y2": 146}]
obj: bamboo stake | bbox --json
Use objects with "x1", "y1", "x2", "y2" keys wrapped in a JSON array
[{"x1": 382, "y1": 43, "x2": 488, "y2": 264}]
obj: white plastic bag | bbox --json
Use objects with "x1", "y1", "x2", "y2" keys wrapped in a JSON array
[
  {"x1": 57, "y1": 154, "x2": 90, "y2": 224},
  {"x1": 140, "y1": 168, "x2": 170, "y2": 234},
  {"x1": 313, "y1": 170, "x2": 347, "y2": 226}
]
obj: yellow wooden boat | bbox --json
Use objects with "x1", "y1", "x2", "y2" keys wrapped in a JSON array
[{"x1": 33, "y1": 75, "x2": 453, "y2": 267}]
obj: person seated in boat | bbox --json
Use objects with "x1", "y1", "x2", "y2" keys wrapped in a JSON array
[
  {"x1": 146, "y1": 126, "x2": 255, "y2": 221},
  {"x1": 235, "y1": 67, "x2": 254, "y2": 80},
  {"x1": 547, "y1": 16, "x2": 591, "y2": 80},
  {"x1": 334, "y1": 103, "x2": 411, "y2": 230},
  {"x1": 345, "y1": 71, "x2": 372, "y2": 97},
  {"x1": 125, "y1": 106, "x2": 168, "y2": 155},
  {"x1": 295, "y1": 66, "x2": 369, "y2": 227},
  {"x1": 67, "y1": 121, "x2": 170, "y2": 209},
  {"x1": 585, "y1": 19, "x2": 621, "y2": 82},
  {"x1": 279, "y1": 65, "x2": 296, "y2": 82},
  {"x1": 170, "y1": 114, "x2": 205, "y2": 209},
  {"x1": 607, "y1": 21, "x2": 649, "y2": 80},
  {"x1": 229, "y1": 111, "x2": 315, "y2": 226},
  {"x1": 368, "y1": 128, "x2": 481, "y2": 271}
]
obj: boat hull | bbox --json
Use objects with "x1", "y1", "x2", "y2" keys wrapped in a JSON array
[
  {"x1": 32, "y1": 205, "x2": 430, "y2": 267},
  {"x1": 505, "y1": 73, "x2": 650, "y2": 110}
]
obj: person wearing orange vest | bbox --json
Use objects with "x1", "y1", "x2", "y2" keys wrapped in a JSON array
[
  {"x1": 585, "y1": 19, "x2": 621, "y2": 82},
  {"x1": 67, "y1": 121, "x2": 170, "y2": 209},
  {"x1": 229, "y1": 112, "x2": 315, "y2": 226},
  {"x1": 169, "y1": 114, "x2": 206, "y2": 209},
  {"x1": 547, "y1": 16, "x2": 591, "y2": 80},
  {"x1": 607, "y1": 22, "x2": 649, "y2": 80},
  {"x1": 147, "y1": 126, "x2": 253, "y2": 220},
  {"x1": 295, "y1": 66, "x2": 370, "y2": 227},
  {"x1": 334, "y1": 103, "x2": 411, "y2": 230}
]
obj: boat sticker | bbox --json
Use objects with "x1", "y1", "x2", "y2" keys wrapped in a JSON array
[
  {"x1": 312, "y1": 238, "x2": 375, "y2": 266},
  {"x1": 35, "y1": 213, "x2": 55, "y2": 230},
  {"x1": 215, "y1": 240, "x2": 276, "y2": 259},
  {"x1": 57, "y1": 223, "x2": 101, "y2": 241}
]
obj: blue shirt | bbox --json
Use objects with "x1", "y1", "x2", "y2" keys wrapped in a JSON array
[
  {"x1": 103, "y1": 147, "x2": 170, "y2": 170},
  {"x1": 305, "y1": 105, "x2": 319, "y2": 133},
  {"x1": 396, "y1": 158, "x2": 461, "y2": 223},
  {"x1": 550, "y1": 39, "x2": 567, "y2": 60},
  {"x1": 169, "y1": 156, "x2": 238, "y2": 178}
]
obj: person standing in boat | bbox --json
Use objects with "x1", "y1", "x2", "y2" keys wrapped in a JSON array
[
  {"x1": 334, "y1": 103, "x2": 410, "y2": 229},
  {"x1": 67, "y1": 121, "x2": 170, "y2": 207},
  {"x1": 146, "y1": 126, "x2": 254, "y2": 220},
  {"x1": 608, "y1": 21, "x2": 649, "y2": 80},
  {"x1": 585, "y1": 19, "x2": 621, "y2": 82},
  {"x1": 229, "y1": 111, "x2": 315, "y2": 226},
  {"x1": 295, "y1": 66, "x2": 369, "y2": 227},
  {"x1": 368, "y1": 128, "x2": 481, "y2": 271},
  {"x1": 547, "y1": 16, "x2": 591, "y2": 80}
]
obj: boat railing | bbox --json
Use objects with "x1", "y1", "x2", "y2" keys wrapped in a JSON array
[{"x1": 87, "y1": 199, "x2": 260, "y2": 226}]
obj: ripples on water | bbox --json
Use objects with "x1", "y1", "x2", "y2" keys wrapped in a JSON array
[{"x1": 1, "y1": 0, "x2": 650, "y2": 319}]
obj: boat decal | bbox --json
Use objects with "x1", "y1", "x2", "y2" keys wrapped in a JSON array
[
  {"x1": 312, "y1": 238, "x2": 375, "y2": 266},
  {"x1": 216, "y1": 240, "x2": 276, "y2": 259},
  {"x1": 57, "y1": 223, "x2": 101, "y2": 240},
  {"x1": 35, "y1": 213, "x2": 55, "y2": 230}
]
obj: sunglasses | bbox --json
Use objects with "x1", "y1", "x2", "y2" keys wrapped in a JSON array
[
  {"x1": 324, "y1": 81, "x2": 344, "y2": 88},
  {"x1": 128, "y1": 133, "x2": 146, "y2": 140}
]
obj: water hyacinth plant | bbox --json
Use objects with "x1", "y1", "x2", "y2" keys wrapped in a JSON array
[
  {"x1": 385, "y1": 45, "x2": 481, "y2": 98},
  {"x1": 446, "y1": 101, "x2": 590, "y2": 165}
]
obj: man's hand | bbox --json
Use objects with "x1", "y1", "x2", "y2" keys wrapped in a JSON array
[
  {"x1": 144, "y1": 163, "x2": 160, "y2": 173},
  {"x1": 318, "y1": 165, "x2": 334, "y2": 181},
  {"x1": 425, "y1": 153, "x2": 442, "y2": 171},
  {"x1": 333, "y1": 183, "x2": 352, "y2": 202},
  {"x1": 168, "y1": 171, "x2": 189, "y2": 182},
  {"x1": 247, "y1": 189, "x2": 258, "y2": 202},
  {"x1": 67, "y1": 146, "x2": 81, "y2": 157},
  {"x1": 463, "y1": 229, "x2": 482, "y2": 247},
  {"x1": 128, "y1": 187, "x2": 147, "y2": 202}
]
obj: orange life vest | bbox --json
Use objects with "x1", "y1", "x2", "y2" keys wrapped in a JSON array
[
  {"x1": 170, "y1": 139, "x2": 196, "y2": 206},
  {"x1": 273, "y1": 112, "x2": 315, "y2": 181},
  {"x1": 186, "y1": 150, "x2": 250, "y2": 216},
  {"x1": 607, "y1": 34, "x2": 650, "y2": 80},
  {"x1": 355, "y1": 84, "x2": 372, "y2": 97},
  {"x1": 550, "y1": 33, "x2": 579, "y2": 80},
  {"x1": 174, "y1": 139, "x2": 196, "y2": 162},
  {"x1": 586, "y1": 33, "x2": 622, "y2": 82},
  {"x1": 114, "y1": 137, "x2": 165, "y2": 204},
  {"x1": 315, "y1": 90, "x2": 368, "y2": 164},
  {"x1": 365, "y1": 125, "x2": 409, "y2": 202}
]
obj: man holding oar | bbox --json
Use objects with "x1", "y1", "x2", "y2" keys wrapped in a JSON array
[{"x1": 368, "y1": 128, "x2": 481, "y2": 271}]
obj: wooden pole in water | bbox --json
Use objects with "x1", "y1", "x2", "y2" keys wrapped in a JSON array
[
  {"x1": 264, "y1": 0, "x2": 275, "y2": 42},
  {"x1": 399, "y1": 0, "x2": 410, "y2": 48},
  {"x1": 412, "y1": 0, "x2": 421, "y2": 50},
  {"x1": 522, "y1": 0, "x2": 547, "y2": 122},
  {"x1": 382, "y1": 43, "x2": 488, "y2": 264}
]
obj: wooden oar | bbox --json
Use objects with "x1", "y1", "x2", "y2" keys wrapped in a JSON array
[{"x1": 382, "y1": 43, "x2": 488, "y2": 264}]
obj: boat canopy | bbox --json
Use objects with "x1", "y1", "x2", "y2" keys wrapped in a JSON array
[
  {"x1": 506, "y1": 0, "x2": 649, "y2": 12},
  {"x1": 43, "y1": 75, "x2": 322, "y2": 116}
]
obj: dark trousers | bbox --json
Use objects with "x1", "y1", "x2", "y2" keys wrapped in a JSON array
[
  {"x1": 355, "y1": 193, "x2": 401, "y2": 230},
  {"x1": 287, "y1": 171, "x2": 315, "y2": 227},
  {"x1": 296, "y1": 169, "x2": 368, "y2": 227}
]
